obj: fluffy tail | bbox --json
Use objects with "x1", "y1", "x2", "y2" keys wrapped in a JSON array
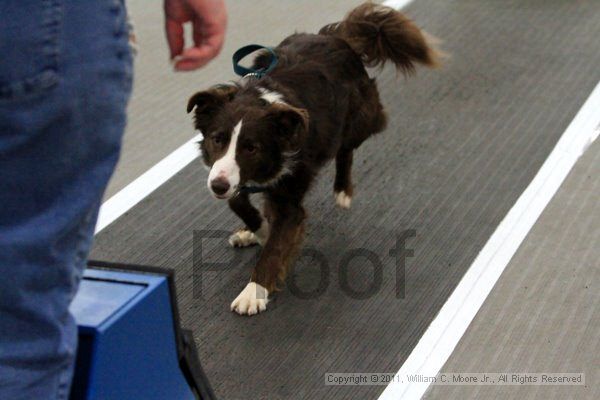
[{"x1": 319, "y1": 2, "x2": 441, "y2": 74}]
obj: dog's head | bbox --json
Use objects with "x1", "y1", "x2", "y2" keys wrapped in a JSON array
[{"x1": 187, "y1": 84, "x2": 309, "y2": 199}]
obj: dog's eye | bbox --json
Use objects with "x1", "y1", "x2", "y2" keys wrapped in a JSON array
[
  {"x1": 243, "y1": 143, "x2": 258, "y2": 154},
  {"x1": 212, "y1": 133, "x2": 225, "y2": 145}
]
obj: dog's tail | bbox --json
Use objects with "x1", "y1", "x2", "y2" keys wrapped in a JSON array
[{"x1": 319, "y1": 2, "x2": 441, "y2": 74}]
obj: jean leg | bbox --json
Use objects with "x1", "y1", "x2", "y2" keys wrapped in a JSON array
[{"x1": 0, "y1": 1, "x2": 133, "y2": 398}]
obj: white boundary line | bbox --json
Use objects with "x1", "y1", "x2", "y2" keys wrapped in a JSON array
[
  {"x1": 383, "y1": 0, "x2": 414, "y2": 9},
  {"x1": 95, "y1": 0, "x2": 413, "y2": 235},
  {"x1": 95, "y1": 133, "x2": 203, "y2": 233},
  {"x1": 378, "y1": 82, "x2": 600, "y2": 400}
]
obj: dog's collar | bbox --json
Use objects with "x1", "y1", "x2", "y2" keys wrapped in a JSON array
[
  {"x1": 232, "y1": 44, "x2": 278, "y2": 79},
  {"x1": 237, "y1": 184, "x2": 268, "y2": 195}
]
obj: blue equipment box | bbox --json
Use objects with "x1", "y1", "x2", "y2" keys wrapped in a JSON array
[{"x1": 69, "y1": 261, "x2": 214, "y2": 400}]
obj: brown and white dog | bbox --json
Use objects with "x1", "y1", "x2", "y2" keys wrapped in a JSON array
[{"x1": 187, "y1": 2, "x2": 440, "y2": 315}]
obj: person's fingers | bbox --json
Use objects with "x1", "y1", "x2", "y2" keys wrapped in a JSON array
[
  {"x1": 173, "y1": 17, "x2": 224, "y2": 71},
  {"x1": 193, "y1": 22, "x2": 225, "y2": 59},
  {"x1": 189, "y1": 0, "x2": 227, "y2": 48},
  {"x1": 173, "y1": 58, "x2": 210, "y2": 71},
  {"x1": 166, "y1": 0, "x2": 227, "y2": 71},
  {"x1": 165, "y1": 18, "x2": 185, "y2": 59},
  {"x1": 175, "y1": 25, "x2": 224, "y2": 71},
  {"x1": 172, "y1": 46, "x2": 217, "y2": 71}
]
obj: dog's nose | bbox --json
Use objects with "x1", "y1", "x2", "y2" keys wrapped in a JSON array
[{"x1": 210, "y1": 177, "x2": 230, "y2": 196}]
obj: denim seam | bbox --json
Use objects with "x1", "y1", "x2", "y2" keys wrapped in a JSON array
[
  {"x1": 56, "y1": 358, "x2": 74, "y2": 400},
  {"x1": 104, "y1": 0, "x2": 133, "y2": 90}
]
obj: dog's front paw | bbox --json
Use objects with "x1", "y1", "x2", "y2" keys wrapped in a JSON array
[
  {"x1": 228, "y1": 222, "x2": 269, "y2": 248},
  {"x1": 335, "y1": 191, "x2": 352, "y2": 209},
  {"x1": 229, "y1": 229, "x2": 260, "y2": 248},
  {"x1": 231, "y1": 282, "x2": 269, "y2": 315}
]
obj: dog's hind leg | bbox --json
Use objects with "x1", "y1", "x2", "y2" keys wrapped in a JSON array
[
  {"x1": 228, "y1": 193, "x2": 269, "y2": 247},
  {"x1": 334, "y1": 148, "x2": 353, "y2": 209}
]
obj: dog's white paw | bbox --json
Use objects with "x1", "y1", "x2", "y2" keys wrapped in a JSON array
[
  {"x1": 228, "y1": 221, "x2": 269, "y2": 248},
  {"x1": 231, "y1": 282, "x2": 269, "y2": 316},
  {"x1": 229, "y1": 229, "x2": 260, "y2": 248},
  {"x1": 335, "y1": 191, "x2": 352, "y2": 209}
]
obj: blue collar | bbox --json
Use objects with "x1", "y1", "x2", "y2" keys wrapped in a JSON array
[
  {"x1": 237, "y1": 184, "x2": 268, "y2": 194},
  {"x1": 232, "y1": 44, "x2": 278, "y2": 78}
]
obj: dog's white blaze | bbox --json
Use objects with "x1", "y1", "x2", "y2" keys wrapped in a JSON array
[
  {"x1": 258, "y1": 87, "x2": 286, "y2": 104},
  {"x1": 231, "y1": 282, "x2": 269, "y2": 316},
  {"x1": 207, "y1": 120, "x2": 242, "y2": 196}
]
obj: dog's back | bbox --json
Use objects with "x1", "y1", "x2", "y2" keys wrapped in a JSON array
[{"x1": 250, "y1": 2, "x2": 441, "y2": 168}]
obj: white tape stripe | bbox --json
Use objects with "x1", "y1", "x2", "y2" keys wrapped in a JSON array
[
  {"x1": 378, "y1": 82, "x2": 600, "y2": 400},
  {"x1": 382, "y1": 0, "x2": 414, "y2": 9},
  {"x1": 95, "y1": 133, "x2": 202, "y2": 234}
]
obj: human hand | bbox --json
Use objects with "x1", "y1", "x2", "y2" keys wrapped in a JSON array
[{"x1": 164, "y1": 0, "x2": 227, "y2": 71}]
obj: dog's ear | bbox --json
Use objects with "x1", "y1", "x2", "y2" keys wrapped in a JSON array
[
  {"x1": 186, "y1": 84, "x2": 238, "y2": 113},
  {"x1": 266, "y1": 103, "x2": 309, "y2": 145},
  {"x1": 187, "y1": 85, "x2": 239, "y2": 130}
]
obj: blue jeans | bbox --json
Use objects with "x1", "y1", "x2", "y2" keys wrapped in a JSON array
[{"x1": 0, "y1": 1, "x2": 133, "y2": 398}]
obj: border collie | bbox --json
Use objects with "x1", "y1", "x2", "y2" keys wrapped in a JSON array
[{"x1": 187, "y1": 2, "x2": 440, "y2": 315}]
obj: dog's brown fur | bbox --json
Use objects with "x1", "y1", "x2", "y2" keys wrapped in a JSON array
[
  {"x1": 320, "y1": 2, "x2": 439, "y2": 72},
  {"x1": 188, "y1": 2, "x2": 440, "y2": 314}
]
